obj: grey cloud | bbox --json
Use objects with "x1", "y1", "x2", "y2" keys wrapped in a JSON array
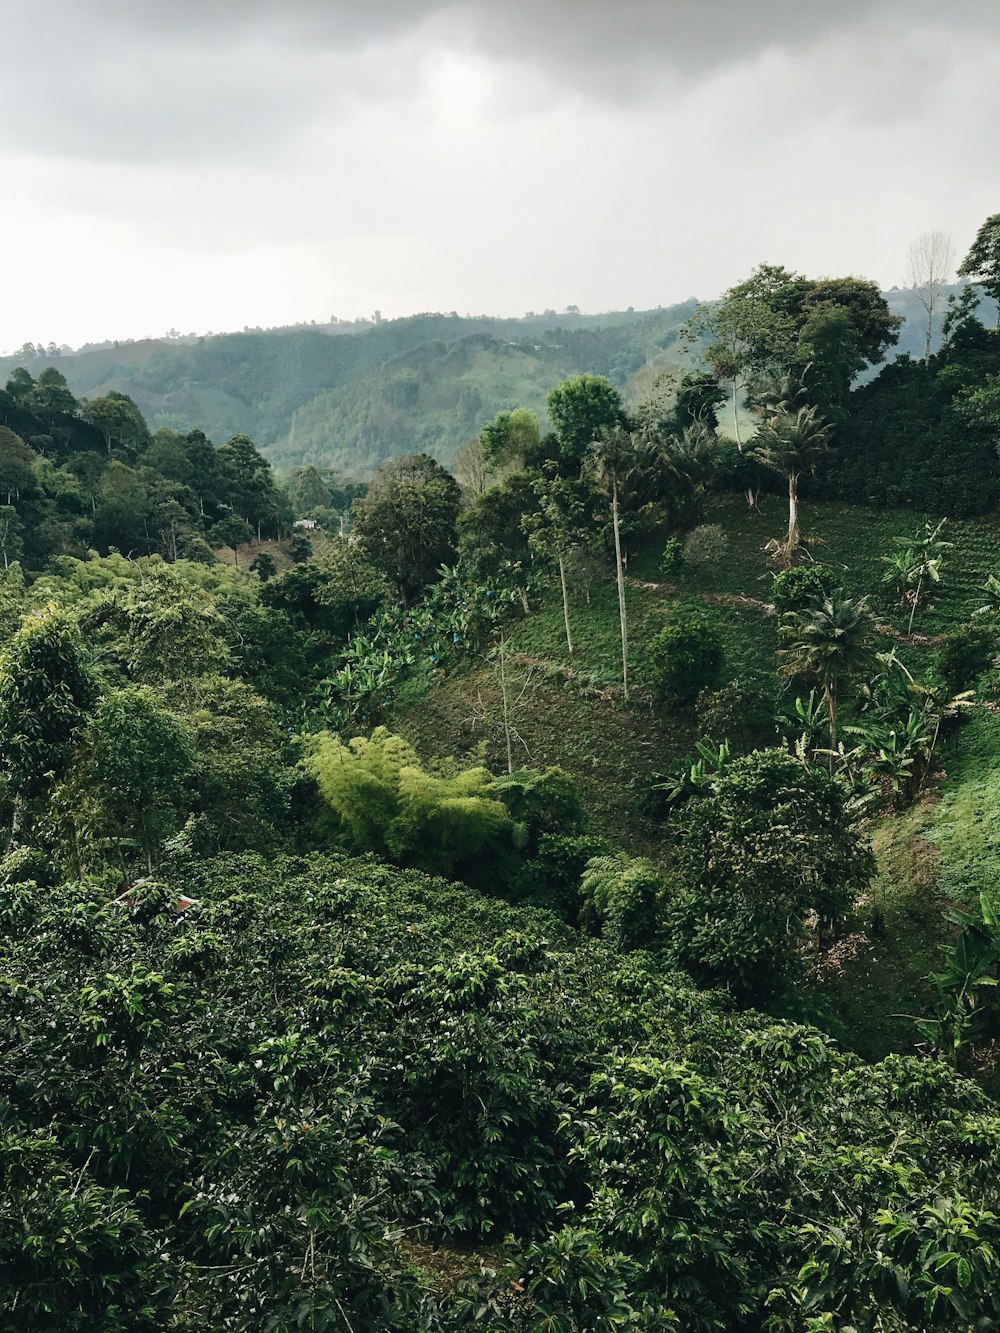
[{"x1": 3, "y1": 0, "x2": 998, "y2": 170}]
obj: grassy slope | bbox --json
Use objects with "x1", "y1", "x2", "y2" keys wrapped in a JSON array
[{"x1": 394, "y1": 491, "x2": 1000, "y2": 1060}]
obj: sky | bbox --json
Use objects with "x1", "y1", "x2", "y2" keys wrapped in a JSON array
[{"x1": 3, "y1": 0, "x2": 999, "y2": 352}]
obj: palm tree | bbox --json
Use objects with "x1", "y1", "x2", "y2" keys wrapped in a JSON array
[
  {"x1": 750, "y1": 402, "x2": 831, "y2": 566},
  {"x1": 586, "y1": 425, "x2": 640, "y2": 701},
  {"x1": 777, "y1": 596, "x2": 874, "y2": 748}
]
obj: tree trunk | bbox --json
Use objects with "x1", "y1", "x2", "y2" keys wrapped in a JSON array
[
  {"x1": 908, "y1": 573, "x2": 923, "y2": 634},
  {"x1": 612, "y1": 480, "x2": 629, "y2": 702},
  {"x1": 787, "y1": 473, "x2": 800, "y2": 562},
  {"x1": 498, "y1": 636, "x2": 514, "y2": 774},
  {"x1": 824, "y1": 682, "x2": 837, "y2": 750},
  {"x1": 518, "y1": 587, "x2": 529, "y2": 615},
  {"x1": 8, "y1": 795, "x2": 23, "y2": 851},
  {"x1": 732, "y1": 380, "x2": 742, "y2": 451},
  {"x1": 558, "y1": 551, "x2": 573, "y2": 656}
]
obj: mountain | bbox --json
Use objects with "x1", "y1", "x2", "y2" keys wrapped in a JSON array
[
  {"x1": 0, "y1": 305, "x2": 696, "y2": 476},
  {"x1": 3, "y1": 287, "x2": 995, "y2": 477}
]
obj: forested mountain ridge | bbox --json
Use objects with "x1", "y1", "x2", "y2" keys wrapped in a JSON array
[
  {"x1": 0, "y1": 305, "x2": 699, "y2": 476},
  {"x1": 7, "y1": 286, "x2": 991, "y2": 479}
]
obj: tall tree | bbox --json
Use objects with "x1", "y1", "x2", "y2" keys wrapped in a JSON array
[
  {"x1": 0, "y1": 604, "x2": 96, "y2": 843},
  {"x1": 353, "y1": 454, "x2": 461, "y2": 607},
  {"x1": 750, "y1": 402, "x2": 831, "y2": 566},
  {"x1": 479, "y1": 408, "x2": 541, "y2": 472},
  {"x1": 61, "y1": 686, "x2": 195, "y2": 873},
  {"x1": 216, "y1": 435, "x2": 280, "y2": 539},
  {"x1": 958, "y1": 212, "x2": 1000, "y2": 327},
  {"x1": 907, "y1": 229, "x2": 956, "y2": 362},
  {"x1": 586, "y1": 425, "x2": 640, "y2": 701},
  {"x1": 524, "y1": 473, "x2": 590, "y2": 656},
  {"x1": 84, "y1": 391, "x2": 151, "y2": 458},
  {"x1": 547, "y1": 376, "x2": 625, "y2": 473}
]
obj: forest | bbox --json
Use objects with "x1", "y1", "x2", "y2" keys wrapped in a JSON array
[{"x1": 3, "y1": 214, "x2": 1000, "y2": 1330}]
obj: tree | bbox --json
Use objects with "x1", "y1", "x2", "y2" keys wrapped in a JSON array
[
  {"x1": 586, "y1": 426, "x2": 640, "y2": 701},
  {"x1": 666, "y1": 748, "x2": 875, "y2": 1000},
  {"x1": 84, "y1": 392, "x2": 151, "y2": 458},
  {"x1": 0, "y1": 506, "x2": 24, "y2": 571},
  {"x1": 479, "y1": 408, "x2": 541, "y2": 472},
  {"x1": 881, "y1": 519, "x2": 951, "y2": 632},
  {"x1": 0, "y1": 427, "x2": 37, "y2": 504},
  {"x1": 958, "y1": 212, "x2": 1000, "y2": 327},
  {"x1": 750, "y1": 402, "x2": 831, "y2": 565},
  {"x1": 691, "y1": 266, "x2": 900, "y2": 437},
  {"x1": 214, "y1": 514, "x2": 253, "y2": 567},
  {"x1": 690, "y1": 265, "x2": 805, "y2": 447},
  {"x1": 907, "y1": 229, "x2": 956, "y2": 362},
  {"x1": 0, "y1": 604, "x2": 96, "y2": 842},
  {"x1": 250, "y1": 552, "x2": 277, "y2": 581},
  {"x1": 60, "y1": 686, "x2": 195, "y2": 873},
  {"x1": 524, "y1": 474, "x2": 590, "y2": 655},
  {"x1": 354, "y1": 454, "x2": 461, "y2": 606},
  {"x1": 547, "y1": 376, "x2": 625, "y2": 472},
  {"x1": 777, "y1": 596, "x2": 875, "y2": 747},
  {"x1": 452, "y1": 436, "x2": 489, "y2": 497},
  {"x1": 216, "y1": 435, "x2": 280, "y2": 538}
]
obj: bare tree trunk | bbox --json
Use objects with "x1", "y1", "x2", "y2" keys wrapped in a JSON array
[
  {"x1": 612, "y1": 480, "x2": 629, "y2": 702},
  {"x1": 558, "y1": 551, "x2": 573, "y2": 656},
  {"x1": 732, "y1": 380, "x2": 742, "y2": 451},
  {"x1": 824, "y1": 683, "x2": 837, "y2": 750},
  {"x1": 787, "y1": 473, "x2": 800, "y2": 563},
  {"x1": 498, "y1": 636, "x2": 514, "y2": 774},
  {"x1": 8, "y1": 795, "x2": 23, "y2": 851},
  {"x1": 518, "y1": 587, "x2": 529, "y2": 615}
]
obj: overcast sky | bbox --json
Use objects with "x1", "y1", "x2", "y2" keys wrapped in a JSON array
[{"x1": 3, "y1": 0, "x2": 998, "y2": 351}]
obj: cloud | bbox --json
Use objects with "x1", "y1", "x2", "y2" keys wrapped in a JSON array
[
  {"x1": 5, "y1": 0, "x2": 998, "y2": 167},
  {"x1": 1, "y1": 0, "x2": 998, "y2": 349}
]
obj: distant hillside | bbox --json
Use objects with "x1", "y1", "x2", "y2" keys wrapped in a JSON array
[
  {"x1": 3, "y1": 288, "x2": 994, "y2": 476},
  {"x1": 0, "y1": 306, "x2": 695, "y2": 476}
]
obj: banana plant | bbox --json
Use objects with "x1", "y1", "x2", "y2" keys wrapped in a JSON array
[
  {"x1": 653, "y1": 739, "x2": 731, "y2": 807},
  {"x1": 881, "y1": 518, "x2": 951, "y2": 631},
  {"x1": 777, "y1": 690, "x2": 828, "y2": 753},
  {"x1": 909, "y1": 892, "x2": 1000, "y2": 1068}
]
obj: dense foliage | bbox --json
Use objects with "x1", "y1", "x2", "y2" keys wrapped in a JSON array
[
  {"x1": 3, "y1": 855, "x2": 1000, "y2": 1330},
  {"x1": 7, "y1": 222, "x2": 1000, "y2": 1329}
]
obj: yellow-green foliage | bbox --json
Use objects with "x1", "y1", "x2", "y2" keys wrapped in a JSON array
[{"x1": 305, "y1": 727, "x2": 514, "y2": 882}]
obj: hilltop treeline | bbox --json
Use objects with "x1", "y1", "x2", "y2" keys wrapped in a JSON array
[{"x1": 0, "y1": 367, "x2": 364, "y2": 569}]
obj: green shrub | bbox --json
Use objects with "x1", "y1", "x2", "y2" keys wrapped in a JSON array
[
  {"x1": 936, "y1": 620, "x2": 997, "y2": 695},
  {"x1": 681, "y1": 522, "x2": 728, "y2": 570},
  {"x1": 659, "y1": 537, "x2": 683, "y2": 579},
  {"x1": 696, "y1": 678, "x2": 776, "y2": 752},
  {"x1": 580, "y1": 852, "x2": 664, "y2": 951},
  {"x1": 647, "y1": 611, "x2": 724, "y2": 709},
  {"x1": 770, "y1": 563, "x2": 840, "y2": 615}
]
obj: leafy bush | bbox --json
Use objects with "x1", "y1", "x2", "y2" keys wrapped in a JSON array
[
  {"x1": 580, "y1": 852, "x2": 664, "y2": 950},
  {"x1": 770, "y1": 562, "x2": 841, "y2": 615},
  {"x1": 665, "y1": 748, "x2": 874, "y2": 1001},
  {"x1": 660, "y1": 536, "x2": 683, "y2": 578},
  {"x1": 491, "y1": 766, "x2": 586, "y2": 852},
  {"x1": 305, "y1": 728, "x2": 515, "y2": 886},
  {"x1": 646, "y1": 610, "x2": 724, "y2": 709},
  {"x1": 696, "y1": 678, "x2": 776, "y2": 752},
  {"x1": 681, "y1": 522, "x2": 728, "y2": 570},
  {"x1": 936, "y1": 620, "x2": 997, "y2": 695},
  {"x1": 3, "y1": 852, "x2": 1000, "y2": 1329}
]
